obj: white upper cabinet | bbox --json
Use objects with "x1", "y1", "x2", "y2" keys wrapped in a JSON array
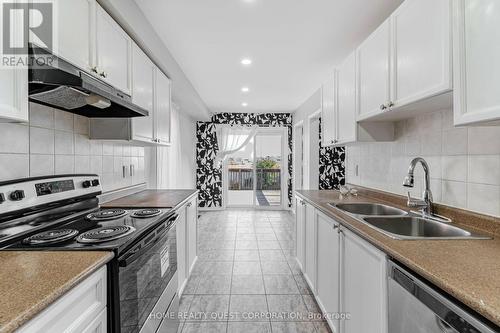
[
  {"x1": 316, "y1": 211, "x2": 340, "y2": 333},
  {"x1": 95, "y1": 3, "x2": 132, "y2": 95},
  {"x1": 0, "y1": 0, "x2": 28, "y2": 123},
  {"x1": 357, "y1": 19, "x2": 391, "y2": 121},
  {"x1": 453, "y1": 0, "x2": 500, "y2": 125},
  {"x1": 391, "y1": 0, "x2": 452, "y2": 107},
  {"x1": 321, "y1": 74, "x2": 337, "y2": 146},
  {"x1": 337, "y1": 51, "x2": 357, "y2": 145},
  {"x1": 155, "y1": 70, "x2": 172, "y2": 145},
  {"x1": 131, "y1": 43, "x2": 155, "y2": 142},
  {"x1": 55, "y1": 0, "x2": 94, "y2": 72},
  {"x1": 341, "y1": 228, "x2": 387, "y2": 333}
]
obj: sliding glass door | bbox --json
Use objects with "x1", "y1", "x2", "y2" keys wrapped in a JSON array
[{"x1": 225, "y1": 128, "x2": 285, "y2": 209}]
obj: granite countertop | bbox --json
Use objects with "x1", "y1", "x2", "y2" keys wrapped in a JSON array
[
  {"x1": 101, "y1": 189, "x2": 198, "y2": 209},
  {"x1": 0, "y1": 251, "x2": 114, "y2": 333},
  {"x1": 296, "y1": 189, "x2": 500, "y2": 328}
]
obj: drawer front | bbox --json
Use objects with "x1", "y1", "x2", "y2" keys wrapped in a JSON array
[{"x1": 19, "y1": 266, "x2": 107, "y2": 333}]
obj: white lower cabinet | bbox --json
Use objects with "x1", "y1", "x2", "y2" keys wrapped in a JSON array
[
  {"x1": 297, "y1": 199, "x2": 388, "y2": 333},
  {"x1": 18, "y1": 266, "x2": 107, "y2": 333},
  {"x1": 295, "y1": 196, "x2": 306, "y2": 270},
  {"x1": 315, "y1": 211, "x2": 341, "y2": 333},
  {"x1": 341, "y1": 228, "x2": 387, "y2": 333},
  {"x1": 177, "y1": 195, "x2": 198, "y2": 295},
  {"x1": 304, "y1": 201, "x2": 317, "y2": 293}
]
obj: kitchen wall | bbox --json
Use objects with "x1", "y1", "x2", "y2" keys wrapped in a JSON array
[
  {"x1": 346, "y1": 108, "x2": 500, "y2": 217},
  {"x1": 0, "y1": 103, "x2": 147, "y2": 192}
]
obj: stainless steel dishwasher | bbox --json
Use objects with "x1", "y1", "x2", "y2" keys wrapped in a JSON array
[{"x1": 388, "y1": 260, "x2": 499, "y2": 333}]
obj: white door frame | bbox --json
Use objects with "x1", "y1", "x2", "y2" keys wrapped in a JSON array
[
  {"x1": 305, "y1": 109, "x2": 321, "y2": 190},
  {"x1": 223, "y1": 127, "x2": 288, "y2": 210}
]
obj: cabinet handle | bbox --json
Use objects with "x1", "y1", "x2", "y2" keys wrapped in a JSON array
[
  {"x1": 187, "y1": 202, "x2": 192, "y2": 207},
  {"x1": 333, "y1": 224, "x2": 339, "y2": 230},
  {"x1": 130, "y1": 164, "x2": 134, "y2": 177},
  {"x1": 387, "y1": 101, "x2": 395, "y2": 108},
  {"x1": 100, "y1": 71, "x2": 107, "y2": 78},
  {"x1": 122, "y1": 165, "x2": 127, "y2": 178},
  {"x1": 90, "y1": 66, "x2": 98, "y2": 74},
  {"x1": 380, "y1": 104, "x2": 387, "y2": 111}
]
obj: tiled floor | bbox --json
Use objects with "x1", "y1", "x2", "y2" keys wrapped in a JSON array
[{"x1": 178, "y1": 209, "x2": 331, "y2": 333}]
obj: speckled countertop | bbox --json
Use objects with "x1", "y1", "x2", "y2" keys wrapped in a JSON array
[
  {"x1": 0, "y1": 251, "x2": 114, "y2": 333},
  {"x1": 296, "y1": 189, "x2": 500, "y2": 328}
]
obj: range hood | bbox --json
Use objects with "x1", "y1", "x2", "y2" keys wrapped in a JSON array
[{"x1": 28, "y1": 46, "x2": 148, "y2": 118}]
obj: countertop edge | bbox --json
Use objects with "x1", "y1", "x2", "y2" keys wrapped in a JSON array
[
  {"x1": 0, "y1": 251, "x2": 114, "y2": 333},
  {"x1": 294, "y1": 191, "x2": 500, "y2": 327},
  {"x1": 101, "y1": 189, "x2": 198, "y2": 210}
]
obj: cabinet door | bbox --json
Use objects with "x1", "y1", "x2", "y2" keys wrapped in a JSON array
[
  {"x1": 95, "y1": 4, "x2": 131, "y2": 95},
  {"x1": 316, "y1": 212, "x2": 340, "y2": 333},
  {"x1": 295, "y1": 196, "x2": 306, "y2": 270},
  {"x1": 155, "y1": 70, "x2": 172, "y2": 144},
  {"x1": 392, "y1": 0, "x2": 451, "y2": 108},
  {"x1": 341, "y1": 229, "x2": 387, "y2": 333},
  {"x1": 176, "y1": 208, "x2": 187, "y2": 293},
  {"x1": 304, "y1": 203, "x2": 317, "y2": 293},
  {"x1": 131, "y1": 43, "x2": 155, "y2": 142},
  {"x1": 0, "y1": 0, "x2": 28, "y2": 123},
  {"x1": 453, "y1": 0, "x2": 500, "y2": 125},
  {"x1": 357, "y1": 19, "x2": 391, "y2": 120},
  {"x1": 186, "y1": 197, "x2": 198, "y2": 274},
  {"x1": 321, "y1": 74, "x2": 337, "y2": 146},
  {"x1": 337, "y1": 51, "x2": 357, "y2": 145},
  {"x1": 56, "y1": 0, "x2": 93, "y2": 72}
]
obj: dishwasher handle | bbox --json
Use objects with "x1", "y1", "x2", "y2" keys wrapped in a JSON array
[{"x1": 388, "y1": 261, "x2": 498, "y2": 333}]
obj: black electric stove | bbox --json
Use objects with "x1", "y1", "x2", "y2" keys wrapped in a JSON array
[{"x1": 0, "y1": 175, "x2": 180, "y2": 333}]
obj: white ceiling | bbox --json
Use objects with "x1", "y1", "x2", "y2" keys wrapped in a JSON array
[{"x1": 135, "y1": 0, "x2": 402, "y2": 114}]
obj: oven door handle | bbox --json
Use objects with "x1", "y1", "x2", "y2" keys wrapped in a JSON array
[{"x1": 118, "y1": 214, "x2": 179, "y2": 267}]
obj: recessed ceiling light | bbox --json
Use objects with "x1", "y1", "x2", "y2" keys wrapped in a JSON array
[
  {"x1": 241, "y1": 58, "x2": 252, "y2": 66},
  {"x1": 241, "y1": 87, "x2": 249, "y2": 93},
  {"x1": 242, "y1": 102, "x2": 248, "y2": 107}
]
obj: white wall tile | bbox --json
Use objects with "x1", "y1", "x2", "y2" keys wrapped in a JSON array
[
  {"x1": 55, "y1": 155, "x2": 75, "y2": 174},
  {"x1": 442, "y1": 128, "x2": 468, "y2": 155},
  {"x1": 113, "y1": 144, "x2": 123, "y2": 156},
  {"x1": 467, "y1": 183, "x2": 500, "y2": 216},
  {"x1": 30, "y1": 154, "x2": 54, "y2": 177},
  {"x1": 0, "y1": 154, "x2": 29, "y2": 181},
  {"x1": 102, "y1": 156, "x2": 114, "y2": 173},
  {"x1": 29, "y1": 103, "x2": 54, "y2": 129},
  {"x1": 102, "y1": 143, "x2": 114, "y2": 156},
  {"x1": 30, "y1": 127, "x2": 54, "y2": 154},
  {"x1": 74, "y1": 115, "x2": 89, "y2": 135},
  {"x1": 0, "y1": 123, "x2": 29, "y2": 154},
  {"x1": 74, "y1": 155, "x2": 90, "y2": 173},
  {"x1": 54, "y1": 110, "x2": 74, "y2": 132},
  {"x1": 90, "y1": 155, "x2": 103, "y2": 175},
  {"x1": 441, "y1": 180, "x2": 467, "y2": 208},
  {"x1": 122, "y1": 145, "x2": 131, "y2": 157},
  {"x1": 74, "y1": 134, "x2": 90, "y2": 155},
  {"x1": 54, "y1": 131, "x2": 74, "y2": 155},
  {"x1": 441, "y1": 156, "x2": 467, "y2": 182},
  {"x1": 90, "y1": 141, "x2": 103, "y2": 156},
  {"x1": 468, "y1": 127, "x2": 500, "y2": 155},
  {"x1": 468, "y1": 155, "x2": 500, "y2": 185}
]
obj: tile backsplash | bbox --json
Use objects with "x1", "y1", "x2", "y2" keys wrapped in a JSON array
[
  {"x1": 0, "y1": 103, "x2": 146, "y2": 192},
  {"x1": 346, "y1": 108, "x2": 500, "y2": 217}
]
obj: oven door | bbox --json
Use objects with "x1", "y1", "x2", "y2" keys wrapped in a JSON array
[{"x1": 117, "y1": 214, "x2": 179, "y2": 333}]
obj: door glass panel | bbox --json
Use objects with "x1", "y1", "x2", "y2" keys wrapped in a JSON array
[
  {"x1": 227, "y1": 138, "x2": 254, "y2": 206},
  {"x1": 255, "y1": 134, "x2": 282, "y2": 207}
]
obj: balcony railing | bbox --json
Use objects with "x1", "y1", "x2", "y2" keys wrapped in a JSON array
[{"x1": 228, "y1": 168, "x2": 281, "y2": 190}]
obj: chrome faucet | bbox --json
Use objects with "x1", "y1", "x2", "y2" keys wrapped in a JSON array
[{"x1": 403, "y1": 157, "x2": 433, "y2": 216}]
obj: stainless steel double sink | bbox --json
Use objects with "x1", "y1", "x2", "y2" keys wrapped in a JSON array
[{"x1": 329, "y1": 202, "x2": 490, "y2": 240}]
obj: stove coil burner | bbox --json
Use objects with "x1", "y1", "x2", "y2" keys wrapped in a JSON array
[
  {"x1": 77, "y1": 225, "x2": 136, "y2": 244},
  {"x1": 131, "y1": 209, "x2": 162, "y2": 218},
  {"x1": 22, "y1": 229, "x2": 79, "y2": 245},
  {"x1": 86, "y1": 209, "x2": 127, "y2": 221}
]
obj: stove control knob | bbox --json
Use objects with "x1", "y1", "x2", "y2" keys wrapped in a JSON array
[
  {"x1": 82, "y1": 180, "x2": 92, "y2": 188},
  {"x1": 91, "y1": 179, "x2": 100, "y2": 187},
  {"x1": 10, "y1": 190, "x2": 25, "y2": 201},
  {"x1": 0, "y1": 193, "x2": 5, "y2": 203}
]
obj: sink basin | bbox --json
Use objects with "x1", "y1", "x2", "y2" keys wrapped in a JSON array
[
  {"x1": 333, "y1": 203, "x2": 407, "y2": 216},
  {"x1": 362, "y1": 216, "x2": 490, "y2": 240}
]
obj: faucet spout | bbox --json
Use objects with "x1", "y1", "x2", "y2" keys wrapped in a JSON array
[{"x1": 403, "y1": 157, "x2": 433, "y2": 216}]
